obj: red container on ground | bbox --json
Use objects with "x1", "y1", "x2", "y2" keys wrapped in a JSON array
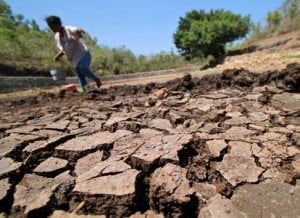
[{"x1": 65, "y1": 84, "x2": 77, "y2": 91}]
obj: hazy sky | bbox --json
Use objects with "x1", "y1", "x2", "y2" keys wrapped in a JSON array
[{"x1": 6, "y1": 0, "x2": 284, "y2": 55}]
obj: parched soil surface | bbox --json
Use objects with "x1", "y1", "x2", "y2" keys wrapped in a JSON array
[
  {"x1": 0, "y1": 31, "x2": 300, "y2": 218},
  {"x1": 0, "y1": 61, "x2": 300, "y2": 217}
]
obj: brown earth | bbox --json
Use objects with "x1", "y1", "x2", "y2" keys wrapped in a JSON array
[{"x1": 0, "y1": 32, "x2": 300, "y2": 218}]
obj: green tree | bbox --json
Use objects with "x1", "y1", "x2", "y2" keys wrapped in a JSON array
[
  {"x1": 267, "y1": 10, "x2": 282, "y2": 28},
  {"x1": 0, "y1": 0, "x2": 12, "y2": 18},
  {"x1": 173, "y1": 9, "x2": 251, "y2": 59},
  {"x1": 282, "y1": 0, "x2": 300, "y2": 19},
  {"x1": 30, "y1": 19, "x2": 40, "y2": 31},
  {"x1": 288, "y1": 1, "x2": 298, "y2": 18}
]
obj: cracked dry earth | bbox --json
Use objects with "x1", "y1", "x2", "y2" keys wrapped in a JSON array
[{"x1": 1, "y1": 63, "x2": 300, "y2": 218}]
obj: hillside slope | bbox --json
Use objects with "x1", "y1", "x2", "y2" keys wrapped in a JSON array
[{"x1": 215, "y1": 30, "x2": 300, "y2": 72}]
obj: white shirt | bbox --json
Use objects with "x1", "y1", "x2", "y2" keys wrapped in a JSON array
[{"x1": 54, "y1": 26, "x2": 88, "y2": 66}]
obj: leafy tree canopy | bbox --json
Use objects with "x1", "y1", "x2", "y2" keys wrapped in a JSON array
[{"x1": 173, "y1": 9, "x2": 251, "y2": 59}]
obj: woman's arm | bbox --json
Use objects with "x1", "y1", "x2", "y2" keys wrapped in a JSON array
[{"x1": 54, "y1": 50, "x2": 64, "y2": 61}]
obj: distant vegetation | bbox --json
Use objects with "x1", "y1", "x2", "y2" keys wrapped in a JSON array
[
  {"x1": 242, "y1": 0, "x2": 300, "y2": 47},
  {"x1": 0, "y1": 0, "x2": 299, "y2": 76}
]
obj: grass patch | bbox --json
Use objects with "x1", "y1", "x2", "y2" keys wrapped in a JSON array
[{"x1": 281, "y1": 53, "x2": 300, "y2": 59}]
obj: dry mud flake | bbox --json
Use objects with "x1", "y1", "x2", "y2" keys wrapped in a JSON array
[
  {"x1": 149, "y1": 163, "x2": 196, "y2": 217},
  {"x1": 130, "y1": 134, "x2": 193, "y2": 172},
  {"x1": 104, "y1": 116, "x2": 130, "y2": 128},
  {"x1": 12, "y1": 173, "x2": 73, "y2": 216},
  {"x1": 72, "y1": 169, "x2": 140, "y2": 216},
  {"x1": 55, "y1": 130, "x2": 132, "y2": 158},
  {"x1": 216, "y1": 141, "x2": 264, "y2": 186},
  {"x1": 0, "y1": 157, "x2": 22, "y2": 178},
  {"x1": 223, "y1": 127, "x2": 257, "y2": 141},
  {"x1": 253, "y1": 132, "x2": 296, "y2": 169},
  {"x1": 6, "y1": 125, "x2": 40, "y2": 134},
  {"x1": 224, "y1": 116, "x2": 253, "y2": 126},
  {"x1": 44, "y1": 120, "x2": 71, "y2": 131},
  {"x1": 148, "y1": 118, "x2": 173, "y2": 131},
  {"x1": 206, "y1": 139, "x2": 228, "y2": 158},
  {"x1": 76, "y1": 159, "x2": 132, "y2": 183},
  {"x1": 74, "y1": 151, "x2": 103, "y2": 176},
  {"x1": 23, "y1": 134, "x2": 74, "y2": 154},
  {"x1": 271, "y1": 92, "x2": 300, "y2": 111},
  {"x1": 33, "y1": 157, "x2": 68, "y2": 176},
  {"x1": 0, "y1": 137, "x2": 22, "y2": 158},
  {"x1": 110, "y1": 134, "x2": 146, "y2": 160}
]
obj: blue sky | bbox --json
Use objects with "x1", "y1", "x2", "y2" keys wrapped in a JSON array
[{"x1": 5, "y1": 0, "x2": 284, "y2": 56}]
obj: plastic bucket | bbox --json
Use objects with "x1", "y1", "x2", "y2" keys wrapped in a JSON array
[{"x1": 50, "y1": 69, "x2": 66, "y2": 81}]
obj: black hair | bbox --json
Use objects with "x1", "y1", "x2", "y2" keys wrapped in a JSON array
[{"x1": 45, "y1": 15, "x2": 62, "y2": 26}]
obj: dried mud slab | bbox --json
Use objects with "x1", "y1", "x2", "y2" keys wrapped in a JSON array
[
  {"x1": 72, "y1": 169, "x2": 140, "y2": 217},
  {"x1": 215, "y1": 141, "x2": 264, "y2": 186},
  {"x1": 200, "y1": 178, "x2": 300, "y2": 217},
  {"x1": 149, "y1": 163, "x2": 197, "y2": 217}
]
